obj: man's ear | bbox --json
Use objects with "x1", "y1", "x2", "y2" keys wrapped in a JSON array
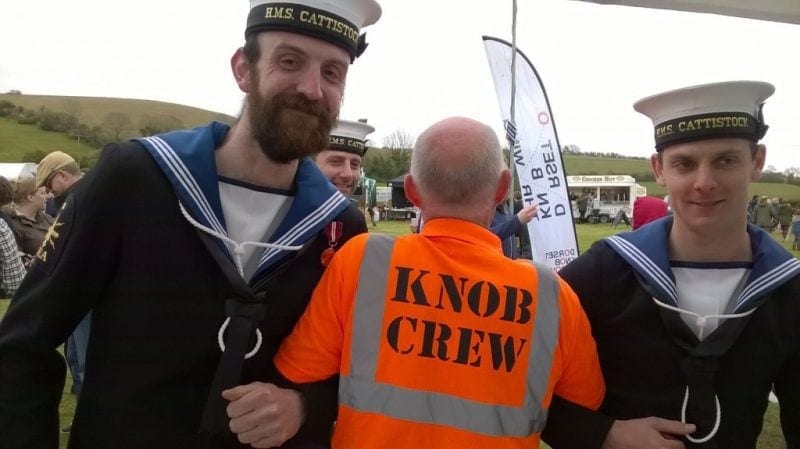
[
  {"x1": 493, "y1": 169, "x2": 511, "y2": 205},
  {"x1": 751, "y1": 144, "x2": 767, "y2": 181},
  {"x1": 231, "y1": 48, "x2": 252, "y2": 93},
  {"x1": 651, "y1": 153, "x2": 666, "y2": 186},
  {"x1": 404, "y1": 174, "x2": 422, "y2": 207}
]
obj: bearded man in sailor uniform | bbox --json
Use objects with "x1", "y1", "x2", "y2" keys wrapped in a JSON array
[
  {"x1": 543, "y1": 81, "x2": 800, "y2": 449},
  {"x1": 0, "y1": 1, "x2": 381, "y2": 448}
]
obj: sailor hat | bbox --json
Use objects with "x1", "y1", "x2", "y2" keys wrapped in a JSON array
[
  {"x1": 328, "y1": 119, "x2": 375, "y2": 157},
  {"x1": 246, "y1": 0, "x2": 381, "y2": 60},
  {"x1": 634, "y1": 80, "x2": 774, "y2": 151}
]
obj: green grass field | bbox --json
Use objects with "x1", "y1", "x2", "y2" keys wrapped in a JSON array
[
  {"x1": 0, "y1": 219, "x2": 793, "y2": 448},
  {"x1": 0, "y1": 117, "x2": 97, "y2": 163}
]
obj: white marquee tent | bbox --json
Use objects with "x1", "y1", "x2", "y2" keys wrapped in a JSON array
[{"x1": 571, "y1": 0, "x2": 800, "y2": 24}]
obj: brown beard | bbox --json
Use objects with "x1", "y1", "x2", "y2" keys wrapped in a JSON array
[{"x1": 247, "y1": 81, "x2": 336, "y2": 164}]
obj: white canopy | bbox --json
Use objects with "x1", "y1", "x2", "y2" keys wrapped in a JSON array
[
  {"x1": 571, "y1": 0, "x2": 800, "y2": 24},
  {"x1": 0, "y1": 163, "x2": 36, "y2": 181}
]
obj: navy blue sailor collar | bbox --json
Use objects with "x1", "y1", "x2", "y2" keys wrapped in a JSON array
[
  {"x1": 134, "y1": 121, "x2": 349, "y2": 279},
  {"x1": 604, "y1": 216, "x2": 800, "y2": 312}
]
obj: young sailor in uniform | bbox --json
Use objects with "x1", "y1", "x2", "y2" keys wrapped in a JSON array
[{"x1": 544, "y1": 81, "x2": 800, "y2": 449}]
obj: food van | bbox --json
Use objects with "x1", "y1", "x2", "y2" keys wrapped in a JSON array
[{"x1": 567, "y1": 174, "x2": 647, "y2": 222}]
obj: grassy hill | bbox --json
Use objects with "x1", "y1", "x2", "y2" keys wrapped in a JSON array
[
  {"x1": 563, "y1": 155, "x2": 651, "y2": 175},
  {"x1": 0, "y1": 93, "x2": 234, "y2": 130},
  {"x1": 0, "y1": 94, "x2": 236, "y2": 165}
]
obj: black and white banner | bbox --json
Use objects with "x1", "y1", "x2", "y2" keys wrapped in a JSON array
[{"x1": 483, "y1": 36, "x2": 579, "y2": 271}]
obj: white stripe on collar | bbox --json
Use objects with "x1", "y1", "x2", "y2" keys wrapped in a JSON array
[
  {"x1": 737, "y1": 258, "x2": 800, "y2": 310},
  {"x1": 607, "y1": 235, "x2": 678, "y2": 302},
  {"x1": 607, "y1": 234, "x2": 800, "y2": 311},
  {"x1": 144, "y1": 135, "x2": 226, "y2": 235},
  {"x1": 257, "y1": 192, "x2": 347, "y2": 268}
]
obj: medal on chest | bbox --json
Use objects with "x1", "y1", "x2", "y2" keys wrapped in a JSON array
[{"x1": 321, "y1": 221, "x2": 343, "y2": 266}]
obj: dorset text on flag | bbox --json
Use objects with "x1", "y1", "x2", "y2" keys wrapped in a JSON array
[{"x1": 483, "y1": 36, "x2": 579, "y2": 271}]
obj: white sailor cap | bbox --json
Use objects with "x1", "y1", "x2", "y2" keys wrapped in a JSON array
[
  {"x1": 246, "y1": 0, "x2": 381, "y2": 60},
  {"x1": 634, "y1": 80, "x2": 774, "y2": 151},
  {"x1": 328, "y1": 119, "x2": 375, "y2": 157}
]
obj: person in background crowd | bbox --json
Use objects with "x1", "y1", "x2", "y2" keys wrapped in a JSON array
[
  {"x1": 776, "y1": 198, "x2": 792, "y2": 240},
  {"x1": 747, "y1": 194, "x2": 759, "y2": 223},
  {"x1": 408, "y1": 206, "x2": 423, "y2": 233},
  {"x1": 366, "y1": 205, "x2": 377, "y2": 226},
  {"x1": 491, "y1": 201, "x2": 539, "y2": 258},
  {"x1": 0, "y1": 1, "x2": 381, "y2": 448},
  {"x1": 577, "y1": 191, "x2": 590, "y2": 223},
  {"x1": 543, "y1": 80, "x2": 800, "y2": 449},
  {"x1": 4, "y1": 175, "x2": 53, "y2": 267},
  {"x1": 0, "y1": 176, "x2": 14, "y2": 225},
  {"x1": 752, "y1": 195, "x2": 774, "y2": 231},
  {"x1": 632, "y1": 195, "x2": 669, "y2": 230},
  {"x1": 591, "y1": 193, "x2": 601, "y2": 214},
  {"x1": 0, "y1": 219, "x2": 25, "y2": 299},
  {"x1": 313, "y1": 119, "x2": 374, "y2": 198},
  {"x1": 36, "y1": 151, "x2": 83, "y2": 216},
  {"x1": 769, "y1": 197, "x2": 780, "y2": 230},
  {"x1": 0, "y1": 176, "x2": 25, "y2": 298},
  {"x1": 791, "y1": 208, "x2": 800, "y2": 251},
  {"x1": 569, "y1": 192, "x2": 578, "y2": 221},
  {"x1": 513, "y1": 191, "x2": 534, "y2": 257},
  {"x1": 747, "y1": 195, "x2": 758, "y2": 223},
  {"x1": 230, "y1": 116, "x2": 604, "y2": 448}
]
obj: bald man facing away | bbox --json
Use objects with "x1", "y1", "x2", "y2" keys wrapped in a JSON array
[{"x1": 226, "y1": 117, "x2": 605, "y2": 448}]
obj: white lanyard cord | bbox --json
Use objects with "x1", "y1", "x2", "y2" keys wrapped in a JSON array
[
  {"x1": 652, "y1": 297, "x2": 757, "y2": 443},
  {"x1": 178, "y1": 201, "x2": 302, "y2": 277},
  {"x1": 681, "y1": 386, "x2": 721, "y2": 443},
  {"x1": 179, "y1": 201, "x2": 303, "y2": 359},
  {"x1": 651, "y1": 296, "x2": 756, "y2": 340}
]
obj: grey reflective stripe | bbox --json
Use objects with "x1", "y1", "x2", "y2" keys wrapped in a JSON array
[
  {"x1": 348, "y1": 234, "x2": 396, "y2": 382},
  {"x1": 341, "y1": 236, "x2": 560, "y2": 437},
  {"x1": 523, "y1": 260, "x2": 560, "y2": 431}
]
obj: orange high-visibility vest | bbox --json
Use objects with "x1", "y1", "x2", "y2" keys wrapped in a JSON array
[{"x1": 276, "y1": 219, "x2": 604, "y2": 449}]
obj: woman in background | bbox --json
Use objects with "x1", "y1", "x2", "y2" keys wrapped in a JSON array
[
  {"x1": 0, "y1": 176, "x2": 26, "y2": 296},
  {"x1": 5, "y1": 176, "x2": 53, "y2": 267}
]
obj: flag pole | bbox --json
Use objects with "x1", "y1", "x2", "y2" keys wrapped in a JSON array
[{"x1": 507, "y1": 0, "x2": 518, "y2": 213}]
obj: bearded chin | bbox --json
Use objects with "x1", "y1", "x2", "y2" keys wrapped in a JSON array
[{"x1": 248, "y1": 92, "x2": 336, "y2": 164}]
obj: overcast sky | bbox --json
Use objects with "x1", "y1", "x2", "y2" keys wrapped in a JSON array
[{"x1": 1, "y1": 0, "x2": 798, "y2": 171}]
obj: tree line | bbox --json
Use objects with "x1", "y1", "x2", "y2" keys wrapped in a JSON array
[{"x1": 361, "y1": 130, "x2": 414, "y2": 183}]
